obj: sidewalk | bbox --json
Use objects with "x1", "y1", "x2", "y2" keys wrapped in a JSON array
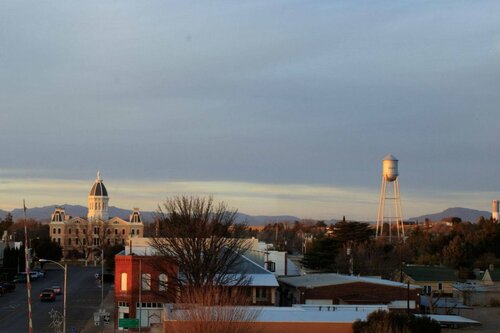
[{"x1": 81, "y1": 289, "x2": 115, "y2": 333}]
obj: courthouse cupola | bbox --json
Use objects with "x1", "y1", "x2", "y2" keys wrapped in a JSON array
[{"x1": 88, "y1": 171, "x2": 109, "y2": 221}]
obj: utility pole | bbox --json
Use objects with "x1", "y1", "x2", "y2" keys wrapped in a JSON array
[
  {"x1": 139, "y1": 259, "x2": 142, "y2": 333},
  {"x1": 101, "y1": 249, "x2": 104, "y2": 333},
  {"x1": 23, "y1": 200, "x2": 34, "y2": 333}
]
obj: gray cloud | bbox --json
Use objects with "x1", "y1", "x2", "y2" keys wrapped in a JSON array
[{"x1": 0, "y1": 1, "x2": 499, "y2": 217}]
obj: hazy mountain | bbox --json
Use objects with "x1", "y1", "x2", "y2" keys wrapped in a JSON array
[
  {"x1": 0, "y1": 209, "x2": 9, "y2": 220},
  {"x1": 234, "y1": 213, "x2": 300, "y2": 225},
  {"x1": 410, "y1": 207, "x2": 491, "y2": 223},
  {"x1": 1, "y1": 204, "x2": 299, "y2": 225},
  {"x1": 7, "y1": 204, "x2": 155, "y2": 223}
]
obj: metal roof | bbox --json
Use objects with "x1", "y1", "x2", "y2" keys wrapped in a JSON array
[
  {"x1": 279, "y1": 273, "x2": 419, "y2": 289},
  {"x1": 403, "y1": 266, "x2": 457, "y2": 282}
]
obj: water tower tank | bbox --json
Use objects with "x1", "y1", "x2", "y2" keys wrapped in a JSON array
[
  {"x1": 492, "y1": 200, "x2": 499, "y2": 221},
  {"x1": 382, "y1": 154, "x2": 399, "y2": 182}
]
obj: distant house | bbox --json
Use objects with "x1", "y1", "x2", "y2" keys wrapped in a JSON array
[
  {"x1": 278, "y1": 273, "x2": 420, "y2": 312},
  {"x1": 245, "y1": 239, "x2": 301, "y2": 276},
  {"x1": 454, "y1": 281, "x2": 500, "y2": 307},
  {"x1": 482, "y1": 267, "x2": 500, "y2": 286},
  {"x1": 402, "y1": 266, "x2": 457, "y2": 296}
]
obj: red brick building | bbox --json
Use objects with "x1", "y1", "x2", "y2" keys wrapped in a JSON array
[
  {"x1": 279, "y1": 273, "x2": 420, "y2": 312},
  {"x1": 114, "y1": 255, "x2": 178, "y2": 330}
]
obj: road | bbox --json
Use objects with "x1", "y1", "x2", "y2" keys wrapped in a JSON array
[{"x1": 0, "y1": 264, "x2": 113, "y2": 333}]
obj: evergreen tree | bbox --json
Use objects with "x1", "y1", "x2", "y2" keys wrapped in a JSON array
[{"x1": 301, "y1": 237, "x2": 341, "y2": 271}]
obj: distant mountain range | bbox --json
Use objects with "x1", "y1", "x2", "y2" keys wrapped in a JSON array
[
  {"x1": 0, "y1": 204, "x2": 300, "y2": 225},
  {"x1": 0, "y1": 205, "x2": 491, "y2": 225},
  {"x1": 410, "y1": 207, "x2": 491, "y2": 223}
]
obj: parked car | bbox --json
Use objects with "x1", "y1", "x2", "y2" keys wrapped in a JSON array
[
  {"x1": 32, "y1": 269, "x2": 45, "y2": 278},
  {"x1": 14, "y1": 272, "x2": 39, "y2": 282},
  {"x1": 52, "y1": 286, "x2": 61, "y2": 295},
  {"x1": 40, "y1": 288, "x2": 56, "y2": 302}
]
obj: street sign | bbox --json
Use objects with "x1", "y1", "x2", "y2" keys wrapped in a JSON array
[
  {"x1": 118, "y1": 318, "x2": 139, "y2": 328},
  {"x1": 94, "y1": 312, "x2": 101, "y2": 326},
  {"x1": 104, "y1": 313, "x2": 110, "y2": 325}
]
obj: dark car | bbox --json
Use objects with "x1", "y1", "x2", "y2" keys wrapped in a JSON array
[
  {"x1": 40, "y1": 288, "x2": 56, "y2": 302},
  {"x1": 52, "y1": 286, "x2": 61, "y2": 295}
]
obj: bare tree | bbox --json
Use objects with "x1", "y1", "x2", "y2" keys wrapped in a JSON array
[
  {"x1": 165, "y1": 285, "x2": 261, "y2": 333},
  {"x1": 150, "y1": 196, "x2": 251, "y2": 291},
  {"x1": 72, "y1": 220, "x2": 123, "y2": 262}
]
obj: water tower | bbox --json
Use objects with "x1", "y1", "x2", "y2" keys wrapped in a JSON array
[
  {"x1": 492, "y1": 200, "x2": 499, "y2": 222},
  {"x1": 376, "y1": 154, "x2": 405, "y2": 241}
]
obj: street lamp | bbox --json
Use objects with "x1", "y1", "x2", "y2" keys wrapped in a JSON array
[{"x1": 39, "y1": 258, "x2": 67, "y2": 333}]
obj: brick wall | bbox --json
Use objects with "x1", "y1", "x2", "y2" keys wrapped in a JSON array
[{"x1": 281, "y1": 281, "x2": 419, "y2": 311}]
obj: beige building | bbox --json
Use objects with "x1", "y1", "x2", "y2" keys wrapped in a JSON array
[{"x1": 49, "y1": 172, "x2": 144, "y2": 259}]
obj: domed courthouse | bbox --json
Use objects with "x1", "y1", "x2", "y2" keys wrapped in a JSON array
[{"x1": 49, "y1": 173, "x2": 144, "y2": 259}]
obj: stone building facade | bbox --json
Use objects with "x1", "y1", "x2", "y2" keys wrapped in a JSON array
[{"x1": 49, "y1": 172, "x2": 144, "y2": 259}]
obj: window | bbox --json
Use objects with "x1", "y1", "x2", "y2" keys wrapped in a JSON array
[
  {"x1": 57, "y1": 238, "x2": 61, "y2": 244},
  {"x1": 53, "y1": 228, "x2": 56, "y2": 234},
  {"x1": 76, "y1": 228, "x2": 79, "y2": 235},
  {"x1": 57, "y1": 228, "x2": 61, "y2": 234},
  {"x1": 115, "y1": 229, "x2": 118, "y2": 235},
  {"x1": 83, "y1": 228, "x2": 87, "y2": 234},
  {"x1": 438, "y1": 282, "x2": 443, "y2": 291},
  {"x1": 142, "y1": 273, "x2": 151, "y2": 291},
  {"x1": 75, "y1": 238, "x2": 79, "y2": 245},
  {"x1": 136, "y1": 229, "x2": 140, "y2": 236},
  {"x1": 120, "y1": 273, "x2": 127, "y2": 291},
  {"x1": 68, "y1": 228, "x2": 72, "y2": 234},
  {"x1": 265, "y1": 261, "x2": 276, "y2": 272},
  {"x1": 256, "y1": 287, "x2": 268, "y2": 301},
  {"x1": 68, "y1": 238, "x2": 72, "y2": 245},
  {"x1": 136, "y1": 302, "x2": 162, "y2": 308},
  {"x1": 423, "y1": 285, "x2": 432, "y2": 295},
  {"x1": 122, "y1": 229, "x2": 125, "y2": 235},
  {"x1": 159, "y1": 274, "x2": 168, "y2": 291},
  {"x1": 107, "y1": 229, "x2": 111, "y2": 235},
  {"x1": 131, "y1": 229, "x2": 135, "y2": 235}
]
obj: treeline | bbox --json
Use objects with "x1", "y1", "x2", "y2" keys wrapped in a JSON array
[{"x1": 255, "y1": 217, "x2": 500, "y2": 279}]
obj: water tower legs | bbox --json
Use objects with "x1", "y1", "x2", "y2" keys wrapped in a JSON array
[{"x1": 376, "y1": 177, "x2": 404, "y2": 241}]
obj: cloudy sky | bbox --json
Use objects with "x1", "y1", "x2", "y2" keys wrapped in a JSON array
[{"x1": 0, "y1": 1, "x2": 499, "y2": 220}]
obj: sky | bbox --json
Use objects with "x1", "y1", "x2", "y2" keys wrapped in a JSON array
[{"x1": 0, "y1": 1, "x2": 499, "y2": 220}]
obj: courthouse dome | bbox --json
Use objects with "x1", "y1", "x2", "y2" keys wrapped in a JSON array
[{"x1": 89, "y1": 171, "x2": 108, "y2": 197}]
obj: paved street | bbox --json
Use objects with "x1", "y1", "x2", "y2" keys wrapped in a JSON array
[{"x1": 0, "y1": 264, "x2": 113, "y2": 333}]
